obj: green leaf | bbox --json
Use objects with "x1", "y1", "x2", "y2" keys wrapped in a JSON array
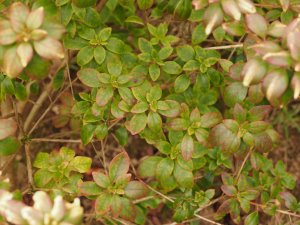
[
  {"x1": 138, "y1": 156, "x2": 162, "y2": 178},
  {"x1": 106, "y1": 37, "x2": 126, "y2": 54},
  {"x1": 125, "y1": 16, "x2": 144, "y2": 25},
  {"x1": 53, "y1": 69, "x2": 65, "y2": 90},
  {"x1": 173, "y1": 162, "x2": 194, "y2": 188},
  {"x1": 96, "y1": 87, "x2": 114, "y2": 106},
  {"x1": 92, "y1": 171, "x2": 110, "y2": 188},
  {"x1": 245, "y1": 211, "x2": 259, "y2": 225},
  {"x1": 158, "y1": 47, "x2": 173, "y2": 60},
  {"x1": 176, "y1": 45, "x2": 195, "y2": 62},
  {"x1": 138, "y1": 38, "x2": 153, "y2": 53},
  {"x1": 33, "y1": 152, "x2": 49, "y2": 169},
  {"x1": 147, "y1": 111, "x2": 162, "y2": 132},
  {"x1": 115, "y1": 127, "x2": 128, "y2": 146},
  {"x1": 107, "y1": 55, "x2": 122, "y2": 76},
  {"x1": 34, "y1": 169, "x2": 53, "y2": 188},
  {"x1": 174, "y1": 74, "x2": 190, "y2": 93},
  {"x1": 109, "y1": 151, "x2": 130, "y2": 181},
  {"x1": 149, "y1": 64, "x2": 160, "y2": 81},
  {"x1": 81, "y1": 124, "x2": 96, "y2": 145},
  {"x1": 221, "y1": 185, "x2": 237, "y2": 196},
  {"x1": 183, "y1": 60, "x2": 199, "y2": 71},
  {"x1": 98, "y1": 27, "x2": 112, "y2": 42},
  {"x1": 94, "y1": 124, "x2": 108, "y2": 140},
  {"x1": 137, "y1": 0, "x2": 154, "y2": 10},
  {"x1": 181, "y1": 134, "x2": 194, "y2": 161},
  {"x1": 2, "y1": 77, "x2": 15, "y2": 94},
  {"x1": 70, "y1": 156, "x2": 92, "y2": 173},
  {"x1": 79, "y1": 181, "x2": 103, "y2": 196},
  {"x1": 224, "y1": 82, "x2": 248, "y2": 107},
  {"x1": 73, "y1": 0, "x2": 97, "y2": 8},
  {"x1": 128, "y1": 113, "x2": 147, "y2": 135},
  {"x1": 192, "y1": 24, "x2": 207, "y2": 45},
  {"x1": 156, "y1": 158, "x2": 174, "y2": 181},
  {"x1": 125, "y1": 181, "x2": 148, "y2": 199},
  {"x1": 209, "y1": 122, "x2": 241, "y2": 152},
  {"x1": 162, "y1": 61, "x2": 182, "y2": 74},
  {"x1": 14, "y1": 82, "x2": 27, "y2": 101},
  {"x1": 77, "y1": 68, "x2": 101, "y2": 87},
  {"x1": 94, "y1": 46, "x2": 106, "y2": 65},
  {"x1": 77, "y1": 46, "x2": 94, "y2": 66},
  {"x1": 0, "y1": 137, "x2": 20, "y2": 156},
  {"x1": 131, "y1": 102, "x2": 149, "y2": 113}
]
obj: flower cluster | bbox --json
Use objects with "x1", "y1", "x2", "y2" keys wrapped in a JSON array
[
  {"x1": 0, "y1": 2, "x2": 64, "y2": 78},
  {"x1": 0, "y1": 190, "x2": 83, "y2": 225}
]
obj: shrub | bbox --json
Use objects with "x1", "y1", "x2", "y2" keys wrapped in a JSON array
[{"x1": 0, "y1": 0, "x2": 300, "y2": 224}]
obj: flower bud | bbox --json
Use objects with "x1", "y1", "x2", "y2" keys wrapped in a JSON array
[
  {"x1": 268, "y1": 21, "x2": 286, "y2": 38},
  {"x1": 237, "y1": 0, "x2": 256, "y2": 14},
  {"x1": 203, "y1": 3, "x2": 224, "y2": 35},
  {"x1": 246, "y1": 13, "x2": 268, "y2": 38},
  {"x1": 242, "y1": 57, "x2": 267, "y2": 87},
  {"x1": 291, "y1": 72, "x2": 300, "y2": 99},
  {"x1": 222, "y1": 21, "x2": 245, "y2": 36},
  {"x1": 262, "y1": 51, "x2": 292, "y2": 67},
  {"x1": 221, "y1": 0, "x2": 241, "y2": 20},
  {"x1": 263, "y1": 69, "x2": 288, "y2": 104}
]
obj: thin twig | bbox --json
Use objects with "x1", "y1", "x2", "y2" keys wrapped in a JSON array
[
  {"x1": 141, "y1": 181, "x2": 174, "y2": 203},
  {"x1": 25, "y1": 143, "x2": 35, "y2": 189},
  {"x1": 250, "y1": 202, "x2": 300, "y2": 218},
  {"x1": 30, "y1": 138, "x2": 82, "y2": 143},
  {"x1": 204, "y1": 44, "x2": 243, "y2": 50},
  {"x1": 236, "y1": 147, "x2": 253, "y2": 182},
  {"x1": 193, "y1": 214, "x2": 223, "y2": 225},
  {"x1": 27, "y1": 78, "x2": 78, "y2": 136}
]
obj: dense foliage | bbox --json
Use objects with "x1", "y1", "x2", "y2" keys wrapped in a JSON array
[{"x1": 0, "y1": 0, "x2": 300, "y2": 224}]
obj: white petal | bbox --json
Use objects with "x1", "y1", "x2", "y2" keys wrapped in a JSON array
[
  {"x1": 0, "y1": 20, "x2": 17, "y2": 45},
  {"x1": 17, "y1": 43, "x2": 33, "y2": 67},
  {"x1": 21, "y1": 207, "x2": 44, "y2": 225},
  {"x1": 33, "y1": 191, "x2": 52, "y2": 213},
  {"x1": 51, "y1": 196, "x2": 65, "y2": 221},
  {"x1": 3, "y1": 47, "x2": 24, "y2": 78},
  {"x1": 34, "y1": 37, "x2": 64, "y2": 60},
  {"x1": 8, "y1": 2, "x2": 29, "y2": 32},
  {"x1": 26, "y1": 7, "x2": 44, "y2": 30}
]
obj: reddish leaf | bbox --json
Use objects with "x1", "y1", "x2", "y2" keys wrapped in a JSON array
[{"x1": 125, "y1": 181, "x2": 148, "y2": 199}]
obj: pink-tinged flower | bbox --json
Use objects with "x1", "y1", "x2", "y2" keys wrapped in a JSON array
[
  {"x1": 203, "y1": 3, "x2": 224, "y2": 35},
  {"x1": 32, "y1": 191, "x2": 52, "y2": 213},
  {"x1": 291, "y1": 72, "x2": 300, "y2": 99},
  {"x1": 236, "y1": 0, "x2": 256, "y2": 14},
  {"x1": 287, "y1": 30, "x2": 300, "y2": 61},
  {"x1": 242, "y1": 58, "x2": 267, "y2": 87},
  {"x1": 262, "y1": 51, "x2": 292, "y2": 67},
  {"x1": 0, "y1": 190, "x2": 83, "y2": 225},
  {"x1": 245, "y1": 13, "x2": 268, "y2": 38},
  {"x1": 221, "y1": 0, "x2": 241, "y2": 20},
  {"x1": 0, "y1": 200, "x2": 26, "y2": 224},
  {"x1": 263, "y1": 69, "x2": 288, "y2": 105},
  {"x1": 250, "y1": 41, "x2": 282, "y2": 55},
  {"x1": 268, "y1": 21, "x2": 286, "y2": 38},
  {"x1": 0, "y1": 2, "x2": 64, "y2": 78}
]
